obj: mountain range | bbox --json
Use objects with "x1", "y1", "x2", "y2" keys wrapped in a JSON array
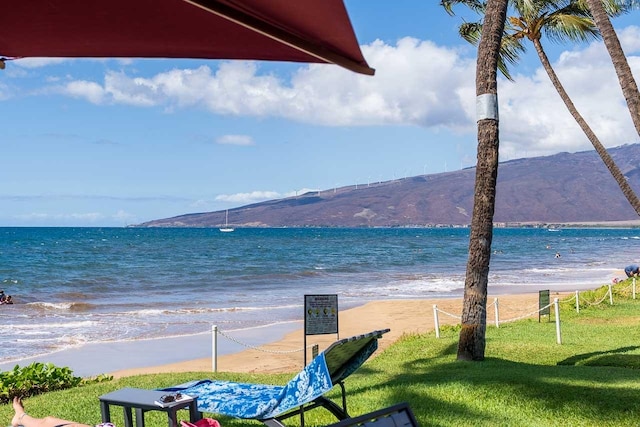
[{"x1": 135, "y1": 143, "x2": 640, "y2": 228}]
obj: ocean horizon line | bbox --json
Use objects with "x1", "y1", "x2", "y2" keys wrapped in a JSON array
[{"x1": 3, "y1": 220, "x2": 640, "y2": 229}]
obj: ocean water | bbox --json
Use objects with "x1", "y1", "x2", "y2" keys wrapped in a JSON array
[{"x1": 1, "y1": 226, "x2": 638, "y2": 366}]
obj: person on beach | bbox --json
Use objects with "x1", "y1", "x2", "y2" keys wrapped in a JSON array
[
  {"x1": 11, "y1": 397, "x2": 115, "y2": 427},
  {"x1": 624, "y1": 264, "x2": 640, "y2": 277}
]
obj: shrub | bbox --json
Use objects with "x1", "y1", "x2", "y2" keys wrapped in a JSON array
[{"x1": 0, "y1": 362, "x2": 112, "y2": 403}]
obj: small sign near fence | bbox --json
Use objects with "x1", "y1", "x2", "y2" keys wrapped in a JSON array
[
  {"x1": 304, "y1": 294, "x2": 338, "y2": 365},
  {"x1": 539, "y1": 289, "x2": 550, "y2": 322}
]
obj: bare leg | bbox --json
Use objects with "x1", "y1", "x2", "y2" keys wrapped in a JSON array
[{"x1": 11, "y1": 397, "x2": 91, "y2": 427}]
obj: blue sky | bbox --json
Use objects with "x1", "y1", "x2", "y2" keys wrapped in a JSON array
[{"x1": 2, "y1": 2, "x2": 640, "y2": 226}]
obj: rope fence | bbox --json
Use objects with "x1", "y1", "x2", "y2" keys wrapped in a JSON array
[
  {"x1": 616, "y1": 277, "x2": 637, "y2": 300},
  {"x1": 433, "y1": 299, "x2": 560, "y2": 343},
  {"x1": 210, "y1": 325, "x2": 311, "y2": 372},
  {"x1": 432, "y1": 278, "x2": 639, "y2": 345},
  {"x1": 209, "y1": 278, "x2": 638, "y2": 371},
  {"x1": 557, "y1": 279, "x2": 639, "y2": 311}
]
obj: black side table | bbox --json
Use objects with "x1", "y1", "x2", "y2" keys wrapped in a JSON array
[{"x1": 99, "y1": 387, "x2": 201, "y2": 427}]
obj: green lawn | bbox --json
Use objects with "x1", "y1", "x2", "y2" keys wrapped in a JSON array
[{"x1": 3, "y1": 285, "x2": 640, "y2": 426}]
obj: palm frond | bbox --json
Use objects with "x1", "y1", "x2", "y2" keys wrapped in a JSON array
[
  {"x1": 458, "y1": 21, "x2": 525, "y2": 81},
  {"x1": 512, "y1": 0, "x2": 567, "y2": 21},
  {"x1": 574, "y1": 0, "x2": 630, "y2": 16},
  {"x1": 624, "y1": 0, "x2": 640, "y2": 10},
  {"x1": 498, "y1": 35, "x2": 527, "y2": 81},
  {"x1": 544, "y1": 13, "x2": 599, "y2": 43},
  {"x1": 440, "y1": 0, "x2": 486, "y2": 16},
  {"x1": 458, "y1": 22, "x2": 483, "y2": 45}
]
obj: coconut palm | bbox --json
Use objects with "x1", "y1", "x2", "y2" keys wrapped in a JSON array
[
  {"x1": 446, "y1": 0, "x2": 640, "y2": 217},
  {"x1": 436, "y1": 0, "x2": 509, "y2": 361},
  {"x1": 582, "y1": 0, "x2": 640, "y2": 136},
  {"x1": 443, "y1": 0, "x2": 640, "y2": 361}
]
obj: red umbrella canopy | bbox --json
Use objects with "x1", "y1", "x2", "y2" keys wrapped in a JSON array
[{"x1": 0, "y1": 0, "x2": 374, "y2": 75}]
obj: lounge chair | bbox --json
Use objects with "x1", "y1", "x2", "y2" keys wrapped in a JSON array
[
  {"x1": 163, "y1": 328, "x2": 390, "y2": 426},
  {"x1": 324, "y1": 402, "x2": 418, "y2": 426}
]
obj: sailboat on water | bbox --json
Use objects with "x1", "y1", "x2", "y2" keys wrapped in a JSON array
[{"x1": 219, "y1": 209, "x2": 234, "y2": 232}]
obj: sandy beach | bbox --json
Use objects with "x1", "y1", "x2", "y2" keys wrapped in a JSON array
[{"x1": 110, "y1": 291, "x2": 563, "y2": 378}]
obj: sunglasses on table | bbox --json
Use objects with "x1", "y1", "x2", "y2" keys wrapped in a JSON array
[{"x1": 159, "y1": 393, "x2": 182, "y2": 403}]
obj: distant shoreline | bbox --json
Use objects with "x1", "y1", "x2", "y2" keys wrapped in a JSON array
[
  {"x1": 494, "y1": 220, "x2": 640, "y2": 228},
  {"x1": 130, "y1": 221, "x2": 640, "y2": 229}
]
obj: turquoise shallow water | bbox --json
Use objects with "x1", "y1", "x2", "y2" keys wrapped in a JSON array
[{"x1": 1, "y1": 226, "x2": 638, "y2": 366}]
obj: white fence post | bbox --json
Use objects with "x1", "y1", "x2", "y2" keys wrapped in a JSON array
[
  {"x1": 494, "y1": 298, "x2": 499, "y2": 328},
  {"x1": 554, "y1": 298, "x2": 562, "y2": 344},
  {"x1": 212, "y1": 324, "x2": 218, "y2": 372},
  {"x1": 609, "y1": 284, "x2": 613, "y2": 305},
  {"x1": 433, "y1": 305, "x2": 440, "y2": 339},
  {"x1": 575, "y1": 290, "x2": 579, "y2": 314}
]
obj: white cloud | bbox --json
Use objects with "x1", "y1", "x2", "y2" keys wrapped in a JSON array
[
  {"x1": 498, "y1": 35, "x2": 640, "y2": 159},
  {"x1": 286, "y1": 37, "x2": 475, "y2": 128},
  {"x1": 215, "y1": 191, "x2": 281, "y2": 204},
  {"x1": 213, "y1": 188, "x2": 319, "y2": 204},
  {"x1": 619, "y1": 26, "x2": 640, "y2": 54},
  {"x1": 283, "y1": 188, "x2": 320, "y2": 197},
  {"x1": 15, "y1": 212, "x2": 104, "y2": 223},
  {"x1": 104, "y1": 72, "x2": 161, "y2": 106},
  {"x1": 9, "y1": 209, "x2": 142, "y2": 226},
  {"x1": 65, "y1": 80, "x2": 106, "y2": 104},
  {"x1": 14, "y1": 58, "x2": 69, "y2": 68},
  {"x1": 216, "y1": 135, "x2": 255, "y2": 146},
  {"x1": 13, "y1": 57, "x2": 133, "y2": 69},
  {"x1": 49, "y1": 28, "x2": 640, "y2": 159},
  {"x1": 56, "y1": 37, "x2": 476, "y2": 129}
]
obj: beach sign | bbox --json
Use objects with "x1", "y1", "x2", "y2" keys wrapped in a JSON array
[
  {"x1": 304, "y1": 294, "x2": 339, "y2": 335},
  {"x1": 304, "y1": 294, "x2": 338, "y2": 365},
  {"x1": 539, "y1": 290, "x2": 550, "y2": 322}
]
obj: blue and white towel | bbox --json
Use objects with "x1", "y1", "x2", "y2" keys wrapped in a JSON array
[{"x1": 165, "y1": 353, "x2": 333, "y2": 420}]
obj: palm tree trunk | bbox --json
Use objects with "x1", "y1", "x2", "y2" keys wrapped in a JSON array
[
  {"x1": 584, "y1": 0, "x2": 640, "y2": 136},
  {"x1": 532, "y1": 39, "x2": 640, "y2": 216},
  {"x1": 457, "y1": 0, "x2": 507, "y2": 362}
]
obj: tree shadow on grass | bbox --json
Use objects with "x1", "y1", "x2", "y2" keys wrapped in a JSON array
[
  {"x1": 414, "y1": 358, "x2": 639, "y2": 425},
  {"x1": 340, "y1": 345, "x2": 640, "y2": 427},
  {"x1": 557, "y1": 345, "x2": 640, "y2": 368}
]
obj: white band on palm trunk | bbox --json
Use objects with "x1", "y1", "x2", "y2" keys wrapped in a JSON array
[{"x1": 476, "y1": 93, "x2": 498, "y2": 121}]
